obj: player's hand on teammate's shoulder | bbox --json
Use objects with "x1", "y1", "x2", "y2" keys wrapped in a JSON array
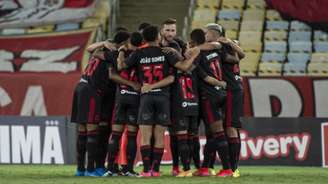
[
  {"x1": 118, "y1": 45, "x2": 128, "y2": 52},
  {"x1": 141, "y1": 83, "x2": 153, "y2": 94},
  {"x1": 104, "y1": 41, "x2": 116, "y2": 51}
]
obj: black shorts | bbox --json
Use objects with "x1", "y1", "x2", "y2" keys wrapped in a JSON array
[
  {"x1": 225, "y1": 89, "x2": 243, "y2": 128},
  {"x1": 171, "y1": 115, "x2": 198, "y2": 133},
  {"x1": 200, "y1": 95, "x2": 225, "y2": 125},
  {"x1": 100, "y1": 90, "x2": 116, "y2": 123},
  {"x1": 137, "y1": 94, "x2": 170, "y2": 126},
  {"x1": 70, "y1": 82, "x2": 101, "y2": 124},
  {"x1": 113, "y1": 102, "x2": 138, "y2": 125}
]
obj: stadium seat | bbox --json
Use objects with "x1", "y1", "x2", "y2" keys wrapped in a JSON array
[
  {"x1": 290, "y1": 21, "x2": 311, "y2": 31},
  {"x1": 197, "y1": 0, "x2": 220, "y2": 8},
  {"x1": 264, "y1": 30, "x2": 287, "y2": 41},
  {"x1": 221, "y1": 0, "x2": 245, "y2": 9},
  {"x1": 193, "y1": 8, "x2": 217, "y2": 22},
  {"x1": 288, "y1": 31, "x2": 311, "y2": 42},
  {"x1": 314, "y1": 30, "x2": 328, "y2": 41},
  {"x1": 1, "y1": 28, "x2": 26, "y2": 35},
  {"x1": 289, "y1": 41, "x2": 312, "y2": 53},
  {"x1": 264, "y1": 41, "x2": 287, "y2": 53},
  {"x1": 240, "y1": 21, "x2": 263, "y2": 32},
  {"x1": 258, "y1": 62, "x2": 283, "y2": 76},
  {"x1": 218, "y1": 20, "x2": 239, "y2": 30},
  {"x1": 55, "y1": 23, "x2": 80, "y2": 31},
  {"x1": 266, "y1": 10, "x2": 282, "y2": 20},
  {"x1": 218, "y1": 9, "x2": 241, "y2": 20},
  {"x1": 266, "y1": 20, "x2": 289, "y2": 30},
  {"x1": 308, "y1": 62, "x2": 328, "y2": 76},
  {"x1": 261, "y1": 52, "x2": 286, "y2": 62},
  {"x1": 240, "y1": 42, "x2": 262, "y2": 52},
  {"x1": 226, "y1": 30, "x2": 238, "y2": 39},
  {"x1": 27, "y1": 25, "x2": 55, "y2": 34},
  {"x1": 240, "y1": 52, "x2": 260, "y2": 76},
  {"x1": 314, "y1": 41, "x2": 328, "y2": 52},
  {"x1": 243, "y1": 9, "x2": 265, "y2": 21},
  {"x1": 283, "y1": 63, "x2": 307, "y2": 76},
  {"x1": 287, "y1": 52, "x2": 310, "y2": 64},
  {"x1": 310, "y1": 52, "x2": 328, "y2": 63},
  {"x1": 246, "y1": 0, "x2": 266, "y2": 9},
  {"x1": 239, "y1": 31, "x2": 262, "y2": 43}
]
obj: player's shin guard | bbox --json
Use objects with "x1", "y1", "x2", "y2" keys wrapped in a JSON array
[
  {"x1": 107, "y1": 130, "x2": 122, "y2": 172},
  {"x1": 191, "y1": 136, "x2": 201, "y2": 169},
  {"x1": 86, "y1": 130, "x2": 99, "y2": 172},
  {"x1": 140, "y1": 145, "x2": 151, "y2": 172},
  {"x1": 177, "y1": 134, "x2": 190, "y2": 171},
  {"x1": 96, "y1": 125, "x2": 110, "y2": 169},
  {"x1": 152, "y1": 147, "x2": 164, "y2": 172},
  {"x1": 213, "y1": 131, "x2": 231, "y2": 170},
  {"x1": 76, "y1": 131, "x2": 87, "y2": 171},
  {"x1": 170, "y1": 134, "x2": 179, "y2": 168},
  {"x1": 126, "y1": 131, "x2": 137, "y2": 171},
  {"x1": 202, "y1": 138, "x2": 215, "y2": 168}
]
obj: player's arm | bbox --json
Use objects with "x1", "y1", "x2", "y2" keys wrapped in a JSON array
[
  {"x1": 195, "y1": 65, "x2": 226, "y2": 88},
  {"x1": 87, "y1": 40, "x2": 116, "y2": 53},
  {"x1": 204, "y1": 76, "x2": 227, "y2": 88},
  {"x1": 197, "y1": 42, "x2": 222, "y2": 51},
  {"x1": 173, "y1": 47, "x2": 200, "y2": 72},
  {"x1": 117, "y1": 46, "x2": 135, "y2": 71},
  {"x1": 218, "y1": 38, "x2": 245, "y2": 59},
  {"x1": 108, "y1": 67, "x2": 141, "y2": 91},
  {"x1": 92, "y1": 48, "x2": 106, "y2": 60},
  {"x1": 141, "y1": 75, "x2": 175, "y2": 94}
]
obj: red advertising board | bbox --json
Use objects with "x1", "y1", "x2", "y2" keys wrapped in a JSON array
[
  {"x1": 0, "y1": 73, "x2": 80, "y2": 116},
  {"x1": 242, "y1": 77, "x2": 328, "y2": 118}
]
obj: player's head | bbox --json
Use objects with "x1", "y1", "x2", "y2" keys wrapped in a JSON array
[
  {"x1": 161, "y1": 18, "x2": 177, "y2": 41},
  {"x1": 113, "y1": 31, "x2": 130, "y2": 46},
  {"x1": 138, "y1": 22, "x2": 151, "y2": 33},
  {"x1": 130, "y1": 32, "x2": 143, "y2": 48},
  {"x1": 205, "y1": 23, "x2": 225, "y2": 42},
  {"x1": 142, "y1": 25, "x2": 160, "y2": 43},
  {"x1": 190, "y1": 28, "x2": 206, "y2": 46}
]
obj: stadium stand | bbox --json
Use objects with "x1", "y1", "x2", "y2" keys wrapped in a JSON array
[{"x1": 191, "y1": 0, "x2": 328, "y2": 76}]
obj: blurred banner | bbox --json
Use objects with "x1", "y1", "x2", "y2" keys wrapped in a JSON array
[
  {"x1": 137, "y1": 118, "x2": 328, "y2": 167},
  {"x1": 0, "y1": 116, "x2": 76, "y2": 164},
  {"x1": 242, "y1": 77, "x2": 328, "y2": 118},
  {"x1": 266, "y1": 0, "x2": 328, "y2": 23},
  {"x1": 1, "y1": 117, "x2": 327, "y2": 167},
  {"x1": 0, "y1": 73, "x2": 80, "y2": 116},
  {"x1": 0, "y1": 0, "x2": 97, "y2": 28},
  {"x1": 0, "y1": 29, "x2": 95, "y2": 73}
]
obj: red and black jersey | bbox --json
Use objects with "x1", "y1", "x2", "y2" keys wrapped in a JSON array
[
  {"x1": 221, "y1": 44, "x2": 243, "y2": 90},
  {"x1": 125, "y1": 46, "x2": 178, "y2": 97},
  {"x1": 81, "y1": 54, "x2": 114, "y2": 95},
  {"x1": 171, "y1": 66, "x2": 207, "y2": 116},
  {"x1": 106, "y1": 50, "x2": 139, "y2": 105},
  {"x1": 196, "y1": 49, "x2": 225, "y2": 98}
]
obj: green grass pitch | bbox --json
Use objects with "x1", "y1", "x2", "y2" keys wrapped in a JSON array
[{"x1": 0, "y1": 165, "x2": 327, "y2": 184}]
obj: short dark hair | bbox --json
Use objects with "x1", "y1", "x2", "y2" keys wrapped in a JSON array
[
  {"x1": 190, "y1": 29, "x2": 205, "y2": 45},
  {"x1": 162, "y1": 18, "x2": 177, "y2": 25},
  {"x1": 142, "y1": 26, "x2": 159, "y2": 42},
  {"x1": 138, "y1": 22, "x2": 151, "y2": 32},
  {"x1": 130, "y1": 32, "x2": 143, "y2": 47},
  {"x1": 113, "y1": 31, "x2": 130, "y2": 44}
]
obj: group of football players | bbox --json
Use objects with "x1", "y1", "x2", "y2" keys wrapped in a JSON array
[{"x1": 70, "y1": 18, "x2": 245, "y2": 178}]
